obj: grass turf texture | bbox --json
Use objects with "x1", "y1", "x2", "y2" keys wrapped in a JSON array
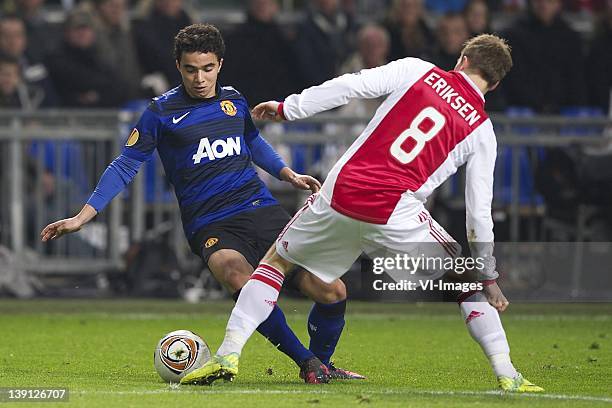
[{"x1": 0, "y1": 300, "x2": 610, "y2": 407}]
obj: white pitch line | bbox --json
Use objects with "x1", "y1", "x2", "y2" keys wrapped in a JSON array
[
  {"x1": 74, "y1": 388, "x2": 612, "y2": 403},
  {"x1": 27, "y1": 313, "x2": 612, "y2": 321}
]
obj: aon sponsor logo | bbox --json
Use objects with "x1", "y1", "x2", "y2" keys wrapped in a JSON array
[{"x1": 192, "y1": 137, "x2": 241, "y2": 164}]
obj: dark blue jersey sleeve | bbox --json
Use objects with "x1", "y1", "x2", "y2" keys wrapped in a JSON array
[
  {"x1": 86, "y1": 105, "x2": 161, "y2": 212},
  {"x1": 122, "y1": 106, "x2": 162, "y2": 162},
  {"x1": 244, "y1": 109, "x2": 287, "y2": 179},
  {"x1": 86, "y1": 154, "x2": 143, "y2": 212}
]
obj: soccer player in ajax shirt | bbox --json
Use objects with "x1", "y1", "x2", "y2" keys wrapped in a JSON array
[
  {"x1": 183, "y1": 34, "x2": 544, "y2": 392},
  {"x1": 40, "y1": 24, "x2": 363, "y2": 383}
]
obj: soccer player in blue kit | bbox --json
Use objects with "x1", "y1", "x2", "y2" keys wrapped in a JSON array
[{"x1": 40, "y1": 23, "x2": 363, "y2": 383}]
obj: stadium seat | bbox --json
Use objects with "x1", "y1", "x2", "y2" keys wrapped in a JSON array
[
  {"x1": 281, "y1": 122, "x2": 324, "y2": 175},
  {"x1": 28, "y1": 140, "x2": 90, "y2": 202},
  {"x1": 493, "y1": 107, "x2": 544, "y2": 206},
  {"x1": 559, "y1": 106, "x2": 605, "y2": 136}
]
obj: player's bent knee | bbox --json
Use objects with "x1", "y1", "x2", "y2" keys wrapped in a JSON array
[
  {"x1": 325, "y1": 279, "x2": 347, "y2": 303},
  {"x1": 301, "y1": 274, "x2": 347, "y2": 304},
  {"x1": 223, "y1": 267, "x2": 250, "y2": 291},
  {"x1": 208, "y1": 250, "x2": 252, "y2": 291}
]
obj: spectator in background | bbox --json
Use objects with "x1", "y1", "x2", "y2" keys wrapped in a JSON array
[
  {"x1": 502, "y1": 0, "x2": 587, "y2": 112},
  {"x1": 293, "y1": 0, "x2": 355, "y2": 88},
  {"x1": 341, "y1": 24, "x2": 389, "y2": 72},
  {"x1": 46, "y1": 11, "x2": 128, "y2": 107},
  {"x1": 0, "y1": 15, "x2": 25, "y2": 61},
  {"x1": 339, "y1": 24, "x2": 390, "y2": 117},
  {"x1": 78, "y1": 0, "x2": 144, "y2": 100},
  {"x1": 2, "y1": 0, "x2": 60, "y2": 62},
  {"x1": 464, "y1": 0, "x2": 491, "y2": 35},
  {"x1": 133, "y1": 0, "x2": 192, "y2": 91},
  {"x1": 430, "y1": 13, "x2": 469, "y2": 69},
  {"x1": 222, "y1": 0, "x2": 300, "y2": 105},
  {"x1": 0, "y1": 53, "x2": 30, "y2": 108},
  {"x1": 586, "y1": 4, "x2": 612, "y2": 113},
  {"x1": 0, "y1": 53, "x2": 57, "y2": 221},
  {"x1": 384, "y1": 0, "x2": 434, "y2": 61},
  {"x1": 0, "y1": 14, "x2": 57, "y2": 106}
]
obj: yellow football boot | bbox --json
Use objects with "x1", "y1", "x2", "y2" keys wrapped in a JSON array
[
  {"x1": 498, "y1": 373, "x2": 544, "y2": 392},
  {"x1": 180, "y1": 353, "x2": 239, "y2": 385}
]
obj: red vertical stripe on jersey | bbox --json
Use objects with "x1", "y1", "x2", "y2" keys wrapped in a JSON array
[{"x1": 330, "y1": 68, "x2": 488, "y2": 224}]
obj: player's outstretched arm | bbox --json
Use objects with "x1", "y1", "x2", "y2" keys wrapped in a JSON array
[
  {"x1": 253, "y1": 58, "x2": 421, "y2": 122},
  {"x1": 40, "y1": 204, "x2": 97, "y2": 242}
]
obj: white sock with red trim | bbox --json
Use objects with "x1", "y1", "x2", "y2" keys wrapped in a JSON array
[
  {"x1": 458, "y1": 291, "x2": 517, "y2": 378},
  {"x1": 216, "y1": 263, "x2": 284, "y2": 357}
]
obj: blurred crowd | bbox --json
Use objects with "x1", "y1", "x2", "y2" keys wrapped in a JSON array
[
  {"x1": 0, "y1": 0, "x2": 610, "y2": 114},
  {"x1": 0, "y1": 0, "x2": 611, "y2": 264}
]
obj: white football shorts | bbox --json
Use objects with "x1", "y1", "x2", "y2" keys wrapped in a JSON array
[{"x1": 275, "y1": 193, "x2": 461, "y2": 284}]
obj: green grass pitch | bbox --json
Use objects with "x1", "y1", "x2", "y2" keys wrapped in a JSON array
[{"x1": 0, "y1": 299, "x2": 610, "y2": 407}]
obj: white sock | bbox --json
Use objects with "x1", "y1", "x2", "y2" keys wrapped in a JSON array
[
  {"x1": 458, "y1": 291, "x2": 517, "y2": 378},
  {"x1": 216, "y1": 263, "x2": 284, "y2": 357}
]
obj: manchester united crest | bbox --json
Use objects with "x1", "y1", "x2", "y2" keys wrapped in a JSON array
[
  {"x1": 205, "y1": 237, "x2": 219, "y2": 248},
  {"x1": 220, "y1": 100, "x2": 237, "y2": 116}
]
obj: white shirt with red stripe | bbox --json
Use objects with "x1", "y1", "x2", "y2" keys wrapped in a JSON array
[{"x1": 281, "y1": 58, "x2": 497, "y2": 274}]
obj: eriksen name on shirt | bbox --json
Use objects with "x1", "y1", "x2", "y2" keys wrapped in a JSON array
[{"x1": 423, "y1": 71, "x2": 482, "y2": 126}]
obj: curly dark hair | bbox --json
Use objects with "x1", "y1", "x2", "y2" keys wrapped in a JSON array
[{"x1": 174, "y1": 23, "x2": 225, "y2": 63}]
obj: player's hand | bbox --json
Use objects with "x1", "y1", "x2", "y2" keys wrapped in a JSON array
[
  {"x1": 280, "y1": 167, "x2": 321, "y2": 193},
  {"x1": 482, "y1": 281, "x2": 509, "y2": 312},
  {"x1": 40, "y1": 217, "x2": 83, "y2": 242},
  {"x1": 289, "y1": 173, "x2": 321, "y2": 193},
  {"x1": 252, "y1": 101, "x2": 283, "y2": 121},
  {"x1": 40, "y1": 204, "x2": 97, "y2": 242}
]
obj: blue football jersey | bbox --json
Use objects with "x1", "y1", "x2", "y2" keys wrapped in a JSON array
[{"x1": 122, "y1": 84, "x2": 279, "y2": 241}]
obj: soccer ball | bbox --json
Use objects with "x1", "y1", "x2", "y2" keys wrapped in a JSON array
[{"x1": 154, "y1": 330, "x2": 211, "y2": 383}]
